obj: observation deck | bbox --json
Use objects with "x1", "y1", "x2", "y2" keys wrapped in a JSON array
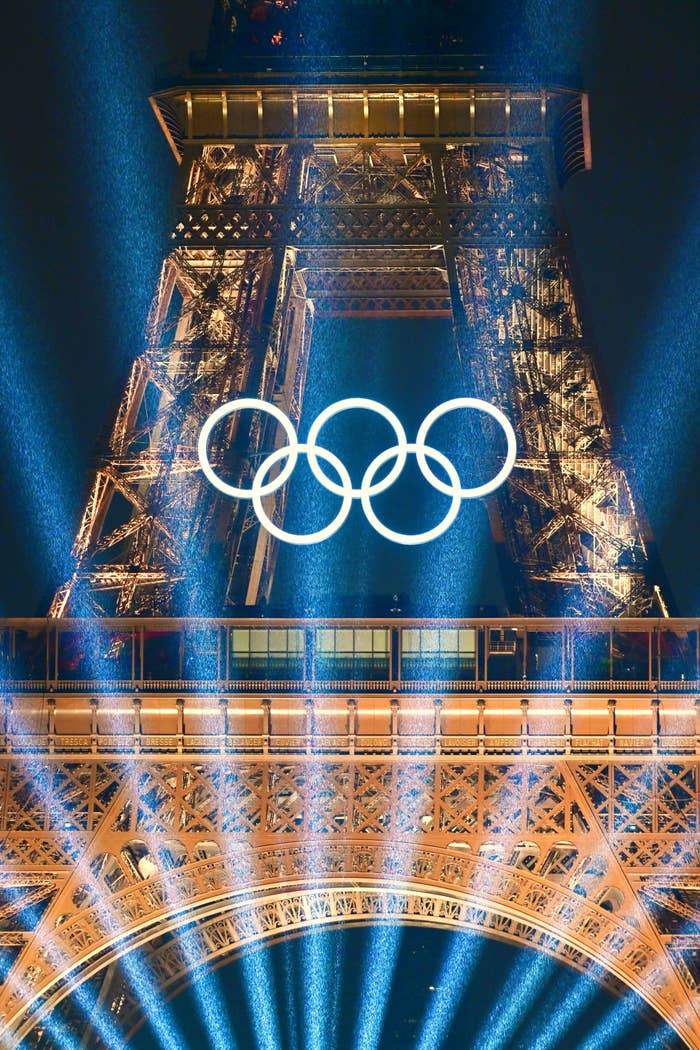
[
  {"x1": 2, "y1": 617, "x2": 698, "y2": 757},
  {"x1": 150, "y1": 65, "x2": 590, "y2": 186}
]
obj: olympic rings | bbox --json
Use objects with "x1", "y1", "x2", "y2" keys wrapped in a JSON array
[
  {"x1": 198, "y1": 396, "x2": 517, "y2": 546},
  {"x1": 253, "y1": 444, "x2": 353, "y2": 546},
  {"x1": 415, "y1": 397, "x2": 518, "y2": 498},
  {"x1": 361, "y1": 443, "x2": 462, "y2": 545},
  {"x1": 306, "y1": 397, "x2": 407, "y2": 498},
  {"x1": 197, "y1": 397, "x2": 299, "y2": 499}
]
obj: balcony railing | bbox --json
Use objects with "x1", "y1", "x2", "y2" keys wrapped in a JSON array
[
  {"x1": 1, "y1": 616, "x2": 699, "y2": 693},
  {"x1": 0, "y1": 618, "x2": 698, "y2": 756}
]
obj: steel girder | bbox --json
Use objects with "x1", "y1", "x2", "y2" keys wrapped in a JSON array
[{"x1": 51, "y1": 138, "x2": 664, "y2": 616}]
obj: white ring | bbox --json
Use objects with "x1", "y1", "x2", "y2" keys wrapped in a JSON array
[
  {"x1": 197, "y1": 397, "x2": 299, "y2": 500},
  {"x1": 252, "y1": 443, "x2": 353, "y2": 545},
  {"x1": 360, "y1": 443, "x2": 462, "y2": 545},
  {"x1": 306, "y1": 397, "x2": 408, "y2": 497},
  {"x1": 199, "y1": 396, "x2": 518, "y2": 545},
  {"x1": 415, "y1": 397, "x2": 517, "y2": 498}
]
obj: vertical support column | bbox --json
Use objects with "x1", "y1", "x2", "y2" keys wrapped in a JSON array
[
  {"x1": 219, "y1": 697, "x2": 229, "y2": 754},
  {"x1": 391, "y1": 627, "x2": 400, "y2": 690},
  {"x1": 564, "y1": 692, "x2": 573, "y2": 754},
  {"x1": 305, "y1": 626, "x2": 315, "y2": 689},
  {"x1": 520, "y1": 698, "x2": 529, "y2": 755},
  {"x1": 176, "y1": 697, "x2": 184, "y2": 754},
  {"x1": 651, "y1": 694, "x2": 660, "y2": 755},
  {"x1": 47, "y1": 698, "x2": 56, "y2": 754},
  {"x1": 390, "y1": 698, "x2": 399, "y2": 755},
  {"x1": 477, "y1": 697, "x2": 486, "y2": 755},
  {"x1": 262, "y1": 697, "x2": 271, "y2": 754},
  {"x1": 347, "y1": 698, "x2": 357, "y2": 756},
  {"x1": 90, "y1": 698, "x2": 99, "y2": 754},
  {"x1": 133, "y1": 697, "x2": 142, "y2": 754},
  {"x1": 607, "y1": 698, "x2": 616, "y2": 755},
  {"x1": 305, "y1": 698, "x2": 314, "y2": 755},
  {"x1": 434, "y1": 698, "x2": 443, "y2": 755},
  {"x1": 2, "y1": 697, "x2": 11, "y2": 753}
]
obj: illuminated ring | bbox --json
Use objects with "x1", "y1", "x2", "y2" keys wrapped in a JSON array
[
  {"x1": 360, "y1": 443, "x2": 462, "y2": 546},
  {"x1": 415, "y1": 397, "x2": 517, "y2": 498},
  {"x1": 306, "y1": 397, "x2": 407, "y2": 498},
  {"x1": 197, "y1": 397, "x2": 299, "y2": 500},
  {"x1": 252, "y1": 443, "x2": 353, "y2": 545}
]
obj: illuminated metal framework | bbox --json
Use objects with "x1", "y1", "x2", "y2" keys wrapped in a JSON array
[
  {"x1": 26, "y1": 66, "x2": 684, "y2": 1048},
  {"x1": 49, "y1": 81, "x2": 665, "y2": 618},
  {"x1": 1, "y1": 616, "x2": 700, "y2": 1047}
]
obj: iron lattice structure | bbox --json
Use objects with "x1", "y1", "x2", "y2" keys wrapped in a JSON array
[
  {"x1": 49, "y1": 78, "x2": 666, "y2": 618},
  {"x1": 1, "y1": 616, "x2": 700, "y2": 1047},
  {"x1": 6, "y1": 53, "x2": 689, "y2": 1049}
]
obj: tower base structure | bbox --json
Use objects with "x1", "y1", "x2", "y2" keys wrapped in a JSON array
[{"x1": 0, "y1": 616, "x2": 699, "y2": 1047}]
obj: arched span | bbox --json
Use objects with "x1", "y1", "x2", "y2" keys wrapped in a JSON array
[{"x1": 6, "y1": 841, "x2": 696, "y2": 1049}]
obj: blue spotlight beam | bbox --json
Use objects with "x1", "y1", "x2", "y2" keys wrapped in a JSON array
[
  {"x1": 415, "y1": 761, "x2": 554, "y2": 1050},
  {"x1": 173, "y1": 928, "x2": 239, "y2": 1050},
  {"x1": 578, "y1": 991, "x2": 660, "y2": 1050},
  {"x1": 240, "y1": 947, "x2": 284, "y2": 1050},
  {"x1": 283, "y1": 938, "x2": 301, "y2": 1050},
  {"x1": 352, "y1": 924, "x2": 403, "y2": 1050},
  {"x1": 302, "y1": 924, "x2": 334, "y2": 1050},
  {"x1": 414, "y1": 929, "x2": 482, "y2": 1050},
  {"x1": 0, "y1": 244, "x2": 77, "y2": 606},
  {"x1": 0, "y1": 750, "x2": 185, "y2": 1050},
  {"x1": 472, "y1": 948, "x2": 553, "y2": 1050},
  {"x1": 527, "y1": 965, "x2": 602, "y2": 1050},
  {"x1": 51, "y1": 0, "x2": 168, "y2": 360}
]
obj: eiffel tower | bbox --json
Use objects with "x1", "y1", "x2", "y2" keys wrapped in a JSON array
[{"x1": 1, "y1": 3, "x2": 698, "y2": 1048}]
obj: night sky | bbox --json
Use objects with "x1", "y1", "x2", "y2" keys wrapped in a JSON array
[{"x1": 0, "y1": 2, "x2": 698, "y2": 1048}]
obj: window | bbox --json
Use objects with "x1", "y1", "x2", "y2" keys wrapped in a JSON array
[
  {"x1": 315, "y1": 628, "x2": 389, "y2": 681},
  {"x1": 230, "y1": 628, "x2": 304, "y2": 680},
  {"x1": 401, "y1": 628, "x2": 476, "y2": 681}
]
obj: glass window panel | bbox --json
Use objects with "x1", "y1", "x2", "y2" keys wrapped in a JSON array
[
  {"x1": 402, "y1": 629, "x2": 420, "y2": 654},
  {"x1": 249, "y1": 631, "x2": 268, "y2": 655},
  {"x1": 459, "y1": 629, "x2": 476, "y2": 657},
  {"x1": 574, "y1": 632, "x2": 610, "y2": 681},
  {"x1": 288, "y1": 630, "x2": 304, "y2": 654},
  {"x1": 421, "y1": 630, "x2": 439, "y2": 652},
  {"x1": 354, "y1": 629, "x2": 373, "y2": 654},
  {"x1": 526, "y1": 631, "x2": 563, "y2": 680},
  {"x1": 612, "y1": 631, "x2": 650, "y2": 681},
  {"x1": 316, "y1": 629, "x2": 335, "y2": 653},
  {"x1": 184, "y1": 628, "x2": 218, "y2": 680},
  {"x1": 659, "y1": 629, "x2": 697, "y2": 681},
  {"x1": 269, "y1": 629, "x2": 287, "y2": 653},
  {"x1": 439, "y1": 629, "x2": 458, "y2": 653},
  {"x1": 373, "y1": 629, "x2": 389, "y2": 653},
  {"x1": 143, "y1": 631, "x2": 181, "y2": 681},
  {"x1": 335, "y1": 629, "x2": 354, "y2": 653},
  {"x1": 231, "y1": 629, "x2": 250, "y2": 654}
]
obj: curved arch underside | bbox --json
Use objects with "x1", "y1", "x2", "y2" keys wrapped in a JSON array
[
  {"x1": 1, "y1": 756, "x2": 698, "y2": 1049},
  {"x1": 6, "y1": 841, "x2": 696, "y2": 1048}
]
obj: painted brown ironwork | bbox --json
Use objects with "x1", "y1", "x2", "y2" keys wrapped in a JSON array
[
  {"x1": 17, "y1": 51, "x2": 685, "y2": 1048},
  {"x1": 50, "y1": 81, "x2": 664, "y2": 617},
  {"x1": 0, "y1": 750, "x2": 699, "y2": 1047},
  {"x1": 1, "y1": 617, "x2": 700, "y2": 1045}
]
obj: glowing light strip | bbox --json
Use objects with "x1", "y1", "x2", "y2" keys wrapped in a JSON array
[{"x1": 474, "y1": 949, "x2": 553, "y2": 1048}]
